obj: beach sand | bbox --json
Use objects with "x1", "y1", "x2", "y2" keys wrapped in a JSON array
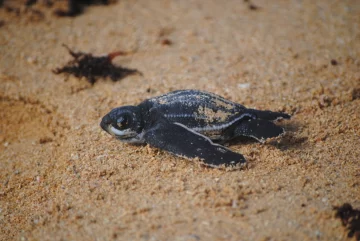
[{"x1": 1, "y1": 1, "x2": 359, "y2": 240}]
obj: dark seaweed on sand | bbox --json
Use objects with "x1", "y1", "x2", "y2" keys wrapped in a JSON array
[
  {"x1": 54, "y1": 0, "x2": 113, "y2": 17},
  {"x1": 334, "y1": 203, "x2": 360, "y2": 241},
  {"x1": 0, "y1": 0, "x2": 115, "y2": 18},
  {"x1": 53, "y1": 45, "x2": 141, "y2": 85}
]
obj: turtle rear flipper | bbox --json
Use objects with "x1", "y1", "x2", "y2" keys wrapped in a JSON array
[
  {"x1": 144, "y1": 113, "x2": 246, "y2": 167},
  {"x1": 232, "y1": 119, "x2": 285, "y2": 143},
  {"x1": 247, "y1": 109, "x2": 291, "y2": 121}
]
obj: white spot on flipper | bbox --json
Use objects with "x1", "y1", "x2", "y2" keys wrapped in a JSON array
[{"x1": 217, "y1": 147, "x2": 226, "y2": 153}]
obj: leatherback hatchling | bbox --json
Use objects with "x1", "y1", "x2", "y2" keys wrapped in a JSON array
[{"x1": 100, "y1": 90, "x2": 290, "y2": 167}]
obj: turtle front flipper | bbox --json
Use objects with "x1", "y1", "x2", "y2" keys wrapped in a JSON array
[
  {"x1": 247, "y1": 109, "x2": 291, "y2": 121},
  {"x1": 232, "y1": 119, "x2": 286, "y2": 143},
  {"x1": 143, "y1": 114, "x2": 246, "y2": 168}
]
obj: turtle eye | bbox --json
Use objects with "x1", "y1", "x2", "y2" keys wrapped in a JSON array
[{"x1": 116, "y1": 116, "x2": 128, "y2": 130}]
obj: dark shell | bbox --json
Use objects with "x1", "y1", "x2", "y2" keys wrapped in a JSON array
[{"x1": 142, "y1": 90, "x2": 252, "y2": 138}]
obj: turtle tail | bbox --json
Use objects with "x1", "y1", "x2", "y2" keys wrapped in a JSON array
[{"x1": 247, "y1": 109, "x2": 291, "y2": 121}]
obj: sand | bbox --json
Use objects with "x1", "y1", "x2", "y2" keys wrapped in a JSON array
[{"x1": 0, "y1": 0, "x2": 359, "y2": 240}]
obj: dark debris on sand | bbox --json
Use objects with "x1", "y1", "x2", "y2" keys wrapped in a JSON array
[
  {"x1": 334, "y1": 203, "x2": 360, "y2": 241},
  {"x1": 53, "y1": 45, "x2": 141, "y2": 85},
  {"x1": 53, "y1": 0, "x2": 115, "y2": 17},
  {"x1": 0, "y1": 0, "x2": 116, "y2": 19}
]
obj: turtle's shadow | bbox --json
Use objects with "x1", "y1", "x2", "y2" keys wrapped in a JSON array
[
  {"x1": 272, "y1": 122, "x2": 308, "y2": 151},
  {"x1": 226, "y1": 122, "x2": 307, "y2": 151}
]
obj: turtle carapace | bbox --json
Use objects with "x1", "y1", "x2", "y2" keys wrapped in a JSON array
[{"x1": 100, "y1": 90, "x2": 291, "y2": 168}]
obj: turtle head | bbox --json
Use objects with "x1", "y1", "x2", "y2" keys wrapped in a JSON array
[{"x1": 100, "y1": 106, "x2": 144, "y2": 143}]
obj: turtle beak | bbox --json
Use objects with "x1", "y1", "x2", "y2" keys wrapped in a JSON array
[{"x1": 100, "y1": 114, "x2": 112, "y2": 133}]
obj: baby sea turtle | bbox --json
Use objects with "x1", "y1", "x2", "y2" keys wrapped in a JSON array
[{"x1": 100, "y1": 90, "x2": 290, "y2": 168}]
